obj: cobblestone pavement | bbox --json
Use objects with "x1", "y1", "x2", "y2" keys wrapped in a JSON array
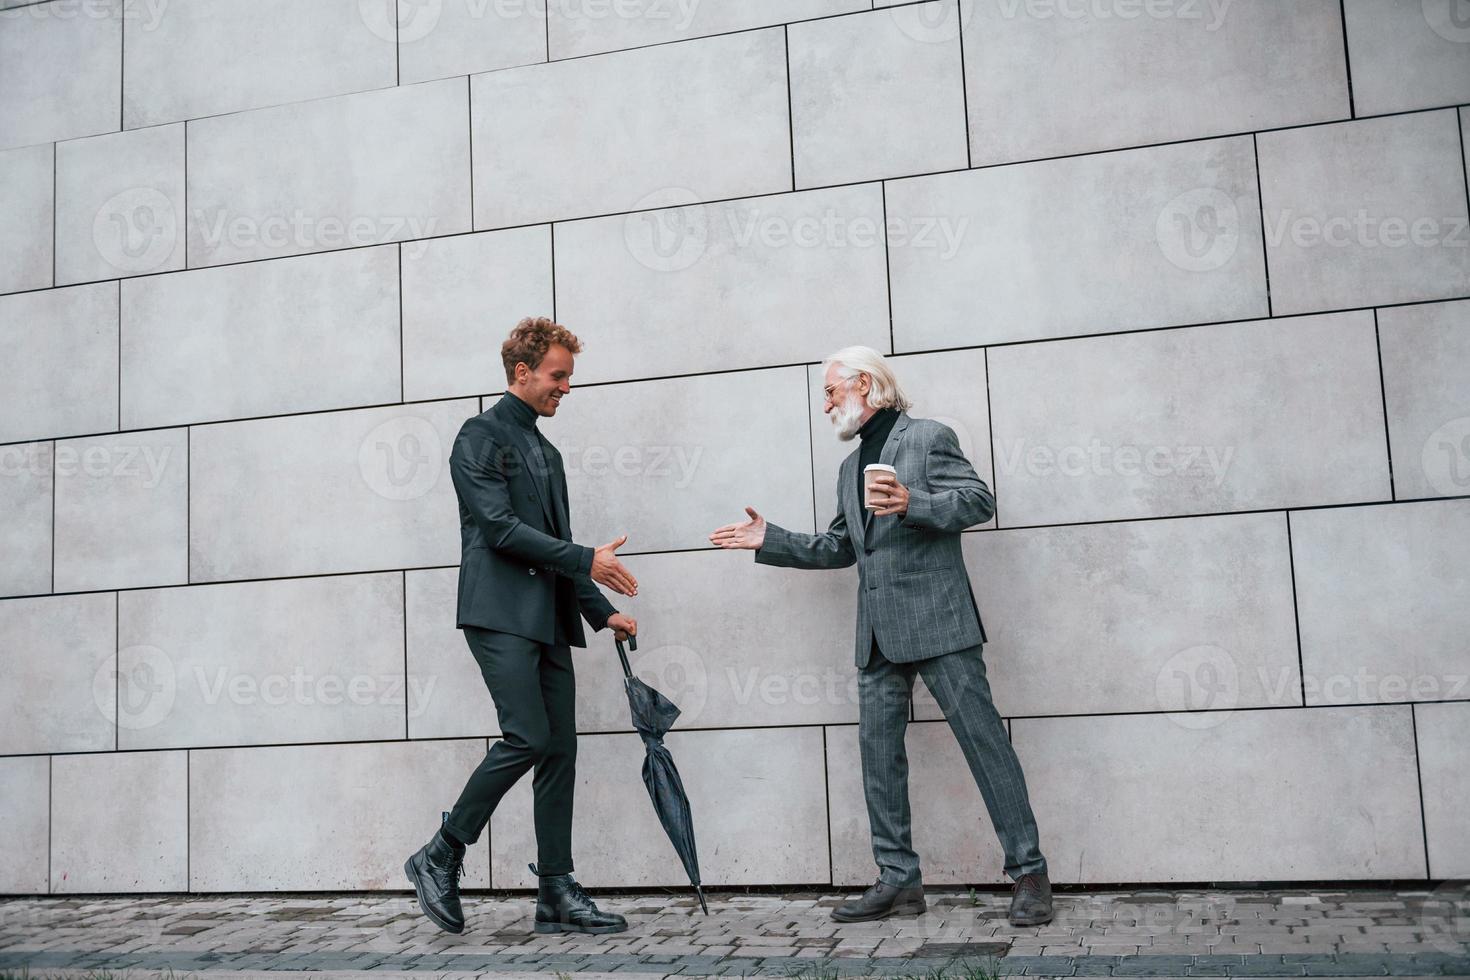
[{"x1": 2, "y1": 885, "x2": 1467, "y2": 979}]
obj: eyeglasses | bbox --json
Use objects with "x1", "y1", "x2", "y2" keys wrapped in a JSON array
[{"x1": 822, "y1": 375, "x2": 863, "y2": 403}]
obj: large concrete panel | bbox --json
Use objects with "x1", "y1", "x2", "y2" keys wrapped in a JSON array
[
  {"x1": 189, "y1": 399, "x2": 474, "y2": 581},
  {"x1": 1292, "y1": 499, "x2": 1470, "y2": 707},
  {"x1": 123, "y1": 0, "x2": 396, "y2": 128},
  {"x1": 400, "y1": 228, "x2": 551, "y2": 402},
  {"x1": 0, "y1": 0, "x2": 120, "y2": 150},
  {"x1": 1342, "y1": 0, "x2": 1470, "y2": 116},
  {"x1": 913, "y1": 513, "x2": 1301, "y2": 721},
  {"x1": 0, "y1": 143, "x2": 53, "y2": 294},
  {"x1": 788, "y1": 3, "x2": 968, "y2": 188},
  {"x1": 0, "y1": 441, "x2": 52, "y2": 598},
  {"x1": 187, "y1": 79, "x2": 471, "y2": 266},
  {"x1": 491, "y1": 727, "x2": 830, "y2": 887},
  {"x1": 572, "y1": 549, "x2": 860, "y2": 733},
  {"x1": 55, "y1": 123, "x2": 185, "y2": 285},
  {"x1": 1014, "y1": 705, "x2": 1426, "y2": 881},
  {"x1": 546, "y1": 0, "x2": 868, "y2": 59},
  {"x1": 1257, "y1": 110, "x2": 1470, "y2": 315},
  {"x1": 556, "y1": 185, "x2": 890, "y2": 386},
  {"x1": 961, "y1": 0, "x2": 1348, "y2": 165},
  {"x1": 538, "y1": 368, "x2": 815, "y2": 554},
  {"x1": 53, "y1": 427, "x2": 188, "y2": 592},
  {"x1": 0, "y1": 282, "x2": 118, "y2": 444},
  {"x1": 0, "y1": 756, "x2": 49, "y2": 894},
  {"x1": 189, "y1": 739, "x2": 491, "y2": 891},
  {"x1": 405, "y1": 567, "x2": 500, "y2": 740},
  {"x1": 121, "y1": 247, "x2": 401, "y2": 428},
  {"x1": 807, "y1": 349, "x2": 996, "y2": 533},
  {"x1": 0, "y1": 593, "x2": 116, "y2": 755},
  {"x1": 1416, "y1": 700, "x2": 1470, "y2": 879},
  {"x1": 117, "y1": 573, "x2": 407, "y2": 750},
  {"x1": 986, "y1": 313, "x2": 1391, "y2": 526},
  {"x1": 1378, "y1": 299, "x2": 1470, "y2": 501},
  {"x1": 51, "y1": 750, "x2": 188, "y2": 893},
  {"x1": 471, "y1": 30, "x2": 790, "y2": 228},
  {"x1": 397, "y1": 0, "x2": 546, "y2": 84},
  {"x1": 887, "y1": 137, "x2": 1268, "y2": 350},
  {"x1": 826, "y1": 721, "x2": 1009, "y2": 886}
]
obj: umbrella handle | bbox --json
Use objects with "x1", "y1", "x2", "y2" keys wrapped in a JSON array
[{"x1": 614, "y1": 634, "x2": 638, "y2": 678}]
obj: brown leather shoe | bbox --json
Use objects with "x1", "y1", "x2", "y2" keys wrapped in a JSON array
[
  {"x1": 1008, "y1": 872, "x2": 1053, "y2": 926},
  {"x1": 831, "y1": 879, "x2": 927, "y2": 922}
]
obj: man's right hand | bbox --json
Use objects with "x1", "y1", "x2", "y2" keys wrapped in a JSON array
[
  {"x1": 709, "y1": 507, "x2": 766, "y2": 551},
  {"x1": 591, "y1": 535, "x2": 638, "y2": 596}
]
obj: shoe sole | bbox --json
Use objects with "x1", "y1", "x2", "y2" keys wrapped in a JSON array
[
  {"x1": 830, "y1": 900, "x2": 927, "y2": 923},
  {"x1": 403, "y1": 856, "x2": 465, "y2": 935},
  {"x1": 533, "y1": 919, "x2": 628, "y2": 935},
  {"x1": 1008, "y1": 912, "x2": 1054, "y2": 926}
]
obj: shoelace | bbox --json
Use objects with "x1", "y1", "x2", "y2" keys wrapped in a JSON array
[
  {"x1": 434, "y1": 849, "x2": 466, "y2": 889},
  {"x1": 1016, "y1": 874, "x2": 1046, "y2": 897},
  {"x1": 567, "y1": 879, "x2": 597, "y2": 910}
]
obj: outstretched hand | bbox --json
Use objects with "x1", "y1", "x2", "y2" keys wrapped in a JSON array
[
  {"x1": 591, "y1": 535, "x2": 638, "y2": 596},
  {"x1": 709, "y1": 507, "x2": 766, "y2": 551}
]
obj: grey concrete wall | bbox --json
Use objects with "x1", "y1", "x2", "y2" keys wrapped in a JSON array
[{"x1": 0, "y1": 0, "x2": 1466, "y2": 894}]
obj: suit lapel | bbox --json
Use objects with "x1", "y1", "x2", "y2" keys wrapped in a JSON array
[{"x1": 839, "y1": 452, "x2": 862, "y2": 552}]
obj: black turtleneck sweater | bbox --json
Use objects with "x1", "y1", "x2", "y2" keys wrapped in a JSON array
[
  {"x1": 857, "y1": 406, "x2": 899, "y2": 520},
  {"x1": 500, "y1": 391, "x2": 578, "y2": 644}
]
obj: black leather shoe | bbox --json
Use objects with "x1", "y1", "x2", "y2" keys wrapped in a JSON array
[
  {"x1": 531, "y1": 863, "x2": 628, "y2": 934},
  {"x1": 1008, "y1": 872, "x2": 1053, "y2": 926},
  {"x1": 831, "y1": 879, "x2": 927, "y2": 922},
  {"x1": 404, "y1": 814, "x2": 466, "y2": 934}
]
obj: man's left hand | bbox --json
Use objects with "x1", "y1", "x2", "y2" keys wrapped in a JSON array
[
  {"x1": 869, "y1": 473, "x2": 910, "y2": 518},
  {"x1": 607, "y1": 612, "x2": 638, "y2": 642}
]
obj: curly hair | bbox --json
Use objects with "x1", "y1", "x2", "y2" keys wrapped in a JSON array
[{"x1": 501, "y1": 316, "x2": 584, "y2": 383}]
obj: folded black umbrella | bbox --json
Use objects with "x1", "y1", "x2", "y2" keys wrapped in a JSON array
[{"x1": 616, "y1": 635, "x2": 708, "y2": 915}]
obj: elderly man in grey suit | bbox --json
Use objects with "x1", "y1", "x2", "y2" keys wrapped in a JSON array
[{"x1": 710, "y1": 346, "x2": 1052, "y2": 927}]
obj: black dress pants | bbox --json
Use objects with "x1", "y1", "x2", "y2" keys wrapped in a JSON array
[{"x1": 443, "y1": 626, "x2": 577, "y2": 875}]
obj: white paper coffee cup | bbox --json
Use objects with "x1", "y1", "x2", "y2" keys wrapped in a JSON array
[{"x1": 864, "y1": 463, "x2": 897, "y2": 510}]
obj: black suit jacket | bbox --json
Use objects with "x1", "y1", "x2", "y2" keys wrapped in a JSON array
[{"x1": 448, "y1": 395, "x2": 617, "y2": 646}]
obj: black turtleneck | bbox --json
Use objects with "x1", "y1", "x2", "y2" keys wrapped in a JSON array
[
  {"x1": 501, "y1": 390, "x2": 540, "y2": 430},
  {"x1": 857, "y1": 406, "x2": 899, "y2": 510}
]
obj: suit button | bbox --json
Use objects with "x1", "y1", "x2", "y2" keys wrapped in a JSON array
[{"x1": 528, "y1": 568, "x2": 537, "y2": 576}]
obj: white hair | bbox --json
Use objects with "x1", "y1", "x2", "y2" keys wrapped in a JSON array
[{"x1": 823, "y1": 346, "x2": 913, "y2": 413}]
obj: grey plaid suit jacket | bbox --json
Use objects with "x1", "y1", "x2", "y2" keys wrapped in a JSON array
[{"x1": 755, "y1": 413, "x2": 993, "y2": 668}]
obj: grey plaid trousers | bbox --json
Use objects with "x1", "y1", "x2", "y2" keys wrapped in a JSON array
[{"x1": 859, "y1": 637, "x2": 1048, "y2": 886}]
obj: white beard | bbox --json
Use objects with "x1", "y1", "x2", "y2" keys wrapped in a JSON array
[{"x1": 830, "y1": 393, "x2": 866, "y2": 441}]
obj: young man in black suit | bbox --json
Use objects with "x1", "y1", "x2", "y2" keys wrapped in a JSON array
[{"x1": 405, "y1": 317, "x2": 639, "y2": 935}]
